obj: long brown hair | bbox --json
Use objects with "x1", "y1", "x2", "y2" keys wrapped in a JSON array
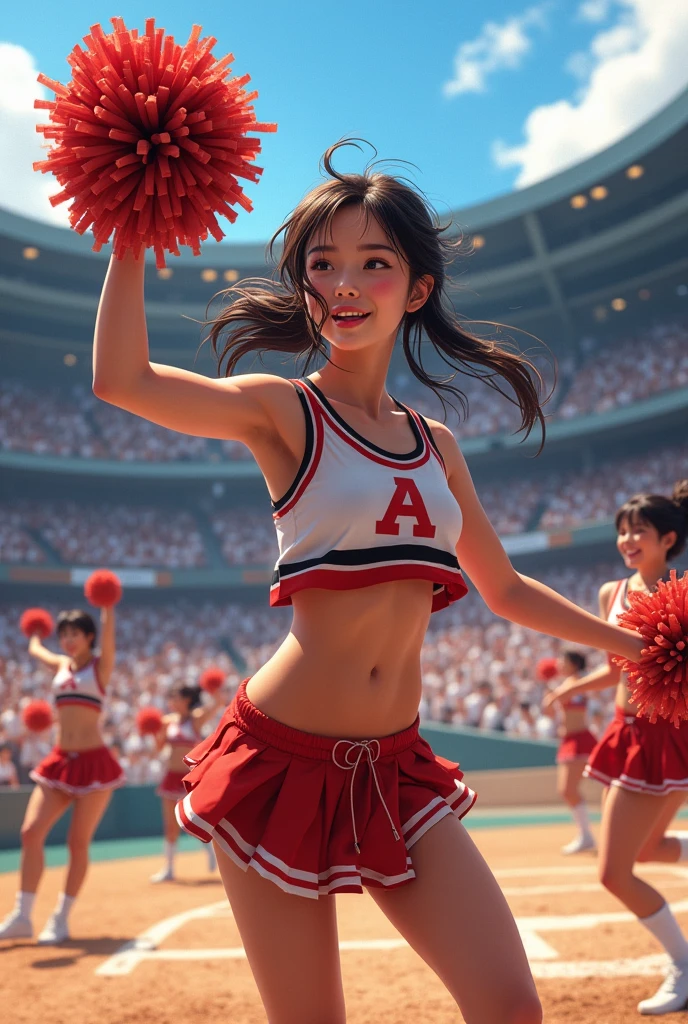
[{"x1": 205, "y1": 139, "x2": 549, "y2": 442}]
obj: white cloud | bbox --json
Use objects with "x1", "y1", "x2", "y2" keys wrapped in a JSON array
[
  {"x1": 443, "y1": 4, "x2": 550, "y2": 98},
  {"x1": 493, "y1": 0, "x2": 688, "y2": 187},
  {"x1": 0, "y1": 42, "x2": 70, "y2": 227},
  {"x1": 578, "y1": 0, "x2": 613, "y2": 22}
]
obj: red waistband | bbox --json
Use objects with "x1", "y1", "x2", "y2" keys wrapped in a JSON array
[{"x1": 234, "y1": 680, "x2": 420, "y2": 762}]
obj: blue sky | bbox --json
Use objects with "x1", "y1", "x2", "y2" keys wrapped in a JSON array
[{"x1": 1, "y1": 0, "x2": 685, "y2": 242}]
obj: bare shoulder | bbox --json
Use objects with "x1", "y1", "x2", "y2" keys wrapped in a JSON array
[
  {"x1": 228, "y1": 373, "x2": 304, "y2": 445},
  {"x1": 421, "y1": 417, "x2": 462, "y2": 467}
]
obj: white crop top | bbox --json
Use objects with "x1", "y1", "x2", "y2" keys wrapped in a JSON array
[
  {"x1": 607, "y1": 578, "x2": 630, "y2": 626},
  {"x1": 270, "y1": 379, "x2": 468, "y2": 613},
  {"x1": 52, "y1": 657, "x2": 104, "y2": 713},
  {"x1": 166, "y1": 717, "x2": 197, "y2": 746}
]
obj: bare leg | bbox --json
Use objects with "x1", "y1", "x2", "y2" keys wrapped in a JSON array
[
  {"x1": 215, "y1": 844, "x2": 346, "y2": 1024},
  {"x1": 557, "y1": 761, "x2": 586, "y2": 808},
  {"x1": 19, "y1": 785, "x2": 72, "y2": 893},
  {"x1": 63, "y1": 789, "x2": 111, "y2": 897},
  {"x1": 636, "y1": 792, "x2": 687, "y2": 864},
  {"x1": 599, "y1": 786, "x2": 684, "y2": 916},
  {"x1": 161, "y1": 798, "x2": 180, "y2": 844},
  {"x1": 369, "y1": 815, "x2": 542, "y2": 1024}
]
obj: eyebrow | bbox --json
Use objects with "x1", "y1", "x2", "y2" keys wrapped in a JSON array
[{"x1": 306, "y1": 243, "x2": 397, "y2": 257}]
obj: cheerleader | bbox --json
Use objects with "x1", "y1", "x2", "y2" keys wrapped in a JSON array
[
  {"x1": 92, "y1": 141, "x2": 645, "y2": 1024},
  {"x1": 150, "y1": 682, "x2": 222, "y2": 883},
  {"x1": 545, "y1": 483, "x2": 688, "y2": 1015},
  {"x1": 0, "y1": 607, "x2": 123, "y2": 944},
  {"x1": 552, "y1": 651, "x2": 598, "y2": 855}
]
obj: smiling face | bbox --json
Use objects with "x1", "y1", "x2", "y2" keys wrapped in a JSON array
[
  {"x1": 304, "y1": 204, "x2": 432, "y2": 354},
  {"x1": 57, "y1": 624, "x2": 94, "y2": 660},
  {"x1": 168, "y1": 692, "x2": 190, "y2": 716},
  {"x1": 616, "y1": 512, "x2": 676, "y2": 572}
]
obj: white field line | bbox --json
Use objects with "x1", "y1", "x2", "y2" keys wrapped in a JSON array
[
  {"x1": 502, "y1": 879, "x2": 688, "y2": 897},
  {"x1": 493, "y1": 864, "x2": 688, "y2": 880}
]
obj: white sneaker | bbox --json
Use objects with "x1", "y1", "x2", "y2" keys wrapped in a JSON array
[
  {"x1": 149, "y1": 866, "x2": 175, "y2": 883},
  {"x1": 0, "y1": 911, "x2": 32, "y2": 940},
  {"x1": 561, "y1": 834, "x2": 596, "y2": 855},
  {"x1": 638, "y1": 960, "x2": 688, "y2": 1015},
  {"x1": 37, "y1": 914, "x2": 69, "y2": 945}
]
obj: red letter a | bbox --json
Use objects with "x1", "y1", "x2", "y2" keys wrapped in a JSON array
[{"x1": 375, "y1": 477, "x2": 436, "y2": 538}]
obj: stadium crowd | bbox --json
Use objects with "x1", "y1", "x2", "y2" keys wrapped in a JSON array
[
  {"x1": 0, "y1": 561, "x2": 620, "y2": 784},
  {"x1": 2, "y1": 320, "x2": 686, "y2": 464}
]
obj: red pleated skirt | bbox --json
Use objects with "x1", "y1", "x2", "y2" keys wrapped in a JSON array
[
  {"x1": 31, "y1": 745, "x2": 125, "y2": 796},
  {"x1": 176, "y1": 680, "x2": 477, "y2": 899},
  {"x1": 584, "y1": 707, "x2": 688, "y2": 795},
  {"x1": 557, "y1": 729, "x2": 598, "y2": 765},
  {"x1": 157, "y1": 769, "x2": 188, "y2": 801}
]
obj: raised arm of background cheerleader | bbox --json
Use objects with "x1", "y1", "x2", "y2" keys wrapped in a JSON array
[
  {"x1": 97, "y1": 607, "x2": 116, "y2": 688},
  {"x1": 27, "y1": 635, "x2": 63, "y2": 668}
]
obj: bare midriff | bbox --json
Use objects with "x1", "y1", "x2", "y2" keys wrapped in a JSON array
[
  {"x1": 246, "y1": 578, "x2": 434, "y2": 739},
  {"x1": 164, "y1": 734, "x2": 194, "y2": 773},
  {"x1": 55, "y1": 705, "x2": 106, "y2": 752},
  {"x1": 561, "y1": 706, "x2": 588, "y2": 736},
  {"x1": 616, "y1": 680, "x2": 638, "y2": 716}
]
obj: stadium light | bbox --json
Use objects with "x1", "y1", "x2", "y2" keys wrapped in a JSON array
[
  {"x1": 201, "y1": 269, "x2": 218, "y2": 282},
  {"x1": 472, "y1": 234, "x2": 486, "y2": 249},
  {"x1": 570, "y1": 195, "x2": 587, "y2": 209},
  {"x1": 626, "y1": 164, "x2": 644, "y2": 179},
  {"x1": 63, "y1": 354, "x2": 77, "y2": 366},
  {"x1": 224, "y1": 269, "x2": 240, "y2": 282},
  {"x1": 590, "y1": 186, "x2": 608, "y2": 201},
  {"x1": 22, "y1": 246, "x2": 40, "y2": 260},
  {"x1": 611, "y1": 297, "x2": 627, "y2": 311},
  {"x1": 157, "y1": 268, "x2": 173, "y2": 280},
  {"x1": 638, "y1": 288, "x2": 651, "y2": 300}
]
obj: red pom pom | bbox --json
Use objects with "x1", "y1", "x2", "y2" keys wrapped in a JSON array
[
  {"x1": 22, "y1": 700, "x2": 54, "y2": 733},
  {"x1": 613, "y1": 570, "x2": 688, "y2": 727},
  {"x1": 33, "y1": 18, "x2": 277, "y2": 268},
  {"x1": 84, "y1": 569, "x2": 122, "y2": 607},
  {"x1": 199, "y1": 666, "x2": 225, "y2": 693},
  {"x1": 20, "y1": 608, "x2": 55, "y2": 639},
  {"x1": 136, "y1": 706, "x2": 163, "y2": 735},
  {"x1": 536, "y1": 657, "x2": 559, "y2": 682}
]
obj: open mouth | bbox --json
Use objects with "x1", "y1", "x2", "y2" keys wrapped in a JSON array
[{"x1": 331, "y1": 312, "x2": 371, "y2": 328}]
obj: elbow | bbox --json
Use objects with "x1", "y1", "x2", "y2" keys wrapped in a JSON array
[
  {"x1": 92, "y1": 375, "x2": 117, "y2": 403},
  {"x1": 483, "y1": 576, "x2": 523, "y2": 619}
]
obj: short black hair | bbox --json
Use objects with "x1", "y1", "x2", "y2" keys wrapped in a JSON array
[
  {"x1": 563, "y1": 650, "x2": 586, "y2": 673},
  {"x1": 56, "y1": 609, "x2": 97, "y2": 648},
  {"x1": 170, "y1": 683, "x2": 202, "y2": 711}
]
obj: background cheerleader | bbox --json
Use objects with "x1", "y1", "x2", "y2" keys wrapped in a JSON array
[
  {"x1": 545, "y1": 482, "x2": 688, "y2": 1016},
  {"x1": 0, "y1": 574, "x2": 124, "y2": 945},
  {"x1": 148, "y1": 674, "x2": 225, "y2": 883},
  {"x1": 549, "y1": 651, "x2": 598, "y2": 855}
]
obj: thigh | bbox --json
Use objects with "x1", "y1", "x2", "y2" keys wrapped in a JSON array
[
  {"x1": 22, "y1": 784, "x2": 71, "y2": 839},
  {"x1": 368, "y1": 814, "x2": 541, "y2": 1024},
  {"x1": 637, "y1": 791, "x2": 686, "y2": 859},
  {"x1": 599, "y1": 786, "x2": 679, "y2": 874},
  {"x1": 67, "y1": 790, "x2": 111, "y2": 845},
  {"x1": 215, "y1": 845, "x2": 345, "y2": 1024}
]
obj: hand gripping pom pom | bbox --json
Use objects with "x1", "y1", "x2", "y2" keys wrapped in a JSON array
[
  {"x1": 199, "y1": 666, "x2": 225, "y2": 693},
  {"x1": 136, "y1": 707, "x2": 163, "y2": 736},
  {"x1": 536, "y1": 657, "x2": 559, "y2": 682},
  {"x1": 22, "y1": 700, "x2": 54, "y2": 734},
  {"x1": 33, "y1": 18, "x2": 277, "y2": 268},
  {"x1": 20, "y1": 608, "x2": 55, "y2": 639},
  {"x1": 613, "y1": 570, "x2": 688, "y2": 727},
  {"x1": 84, "y1": 569, "x2": 122, "y2": 607}
]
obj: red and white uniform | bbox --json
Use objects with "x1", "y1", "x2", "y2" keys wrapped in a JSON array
[
  {"x1": 584, "y1": 579, "x2": 688, "y2": 793},
  {"x1": 30, "y1": 657, "x2": 125, "y2": 795},
  {"x1": 176, "y1": 382, "x2": 477, "y2": 899},
  {"x1": 270, "y1": 379, "x2": 468, "y2": 612},
  {"x1": 156, "y1": 717, "x2": 197, "y2": 800},
  {"x1": 556, "y1": 691, "x2": 598, "y2": 765}
]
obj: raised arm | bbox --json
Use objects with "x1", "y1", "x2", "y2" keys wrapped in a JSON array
[
  {"x1": 431, "y1": 423, "x2": 644, "y2": 664},
  {"x1": 97, "y1": 607, "x2": 116, "y2": 689},
  {"x1": 92, "y1": 251, "x2": 295, "y2": 446},
  {"x1": 28, "y1": 636, "x2": 64, "y2": 669}
]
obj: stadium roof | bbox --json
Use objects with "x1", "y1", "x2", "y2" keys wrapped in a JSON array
[{"x1": 1, "y1": 85, "x2": 687, "y2": 362}]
